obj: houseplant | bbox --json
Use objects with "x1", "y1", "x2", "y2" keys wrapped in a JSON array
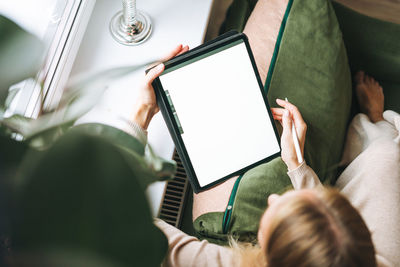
[{"x1": 0, "y1": 15, "x2": 172, "y2": 266}]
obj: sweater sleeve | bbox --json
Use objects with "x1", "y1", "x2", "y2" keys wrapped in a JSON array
[
  {"x1": 107, "y1": 115, "x2": 148, "y2": 145},
  {"x1": 287, "y1": 162, "x2": 323, "y2": 190},
  {"x1": 74, "y1": 111, "x2": 148, "y2": 146},
  {"x1": 154, "y1": 219, "x2": 237, "y2": 267}
]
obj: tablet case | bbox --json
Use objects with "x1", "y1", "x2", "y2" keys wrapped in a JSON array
[{"x1": 152, "y1": 32, "x2": 281, "y2": 193}]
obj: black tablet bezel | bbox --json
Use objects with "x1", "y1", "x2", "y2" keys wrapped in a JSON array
[{"x1": 153, "y1": 33, "x2": 281, "y2": 193}]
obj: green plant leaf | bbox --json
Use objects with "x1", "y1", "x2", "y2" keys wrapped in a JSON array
[
  {"x1": 0, "y1": 15, "x2": 43, "y2": 104},
  {"x1": 4, "y1": 85, "x2": 20, "y2": 110},
  {"x1": 59, "y1": 64, "x2": 154, "y2": 111},
  {"x1": 71, "y1": 123, "x2": 176, "y2": 184},
  {"x1": 0, "y1": 63, "x2": 153, "y2": 149},
  {"x1": 30, "y1": 64, "x2": 151, "y2": 138},
  {"x1": 145, "y1": 144, "x2": 177, "y2": 180},
  {"x1": 0, "y1": 114, "x2": 32, "y2": 136},
  {"x1": 12, "y1": 131, "x2": 168, "y2": 266}
]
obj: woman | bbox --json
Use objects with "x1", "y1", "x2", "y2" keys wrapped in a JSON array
[{"x1": 129, "y1": 44, "x2": 399, "y2": 266}]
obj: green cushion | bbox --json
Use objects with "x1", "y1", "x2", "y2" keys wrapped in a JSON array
[
  {"x1": 266, "y1": 0, "x2": 351, "y2": 182},
  {"x1": 332, "y1": 2, "x2": 400, "y2": 113},
  {"x1": 194, "y1": 0, "x2": 352, "y2": 244}
]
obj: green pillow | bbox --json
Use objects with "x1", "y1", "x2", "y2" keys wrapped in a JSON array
[{"x1": 194, "y1": 0, "x2": 352, "y2": 244}]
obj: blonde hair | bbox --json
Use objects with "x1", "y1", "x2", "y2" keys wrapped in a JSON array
[
  {"x1": 237, "y1": 188, "x2": 376, "y2": 267},
  {"x1": 230, "y1": 238, "x2": 266, "y2": 267}
]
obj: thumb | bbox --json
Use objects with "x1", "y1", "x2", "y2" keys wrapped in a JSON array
[
  {"x1": 282, "y1": 109, "x2": 292, "y2": 135},
  {"x1": 145, "y1": 63, "x2": 165, "y2": 85}
]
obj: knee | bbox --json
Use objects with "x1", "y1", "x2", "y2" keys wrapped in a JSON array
[{"x1": 372, "y1": 138, "x2": 400, "y2": 162}]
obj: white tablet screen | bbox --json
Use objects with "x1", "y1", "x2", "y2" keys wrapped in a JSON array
[{"x1": 159, "y1": 40, "x2": 280, "y2": 187}]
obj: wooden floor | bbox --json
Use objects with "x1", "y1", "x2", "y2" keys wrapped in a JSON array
[{"x1": 334, "y1": 0, "x2": 400, "y2": 24}]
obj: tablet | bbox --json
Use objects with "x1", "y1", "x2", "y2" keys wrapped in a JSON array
[{"x1": 153, "y1": 32, "x2": 281, "y2": 193}]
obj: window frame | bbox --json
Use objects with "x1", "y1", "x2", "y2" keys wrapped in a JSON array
[{"x1": 8, "y1": 0, "x2": 96, "y2": 119}]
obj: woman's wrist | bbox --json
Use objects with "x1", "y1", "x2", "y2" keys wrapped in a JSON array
[
  {"x1": 131, "y1": 102, "x2": 158, "y2": 130},
  {"x1": 285, "y1": 158, "x2": 302, "y2": 172}
]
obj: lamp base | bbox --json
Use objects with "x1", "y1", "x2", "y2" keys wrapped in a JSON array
[{"x1": 109, "y1": 10, "x2": 152, "y2": 46}]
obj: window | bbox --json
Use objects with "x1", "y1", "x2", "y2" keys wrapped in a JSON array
[{"x1": 0, "y1": 0, "x2": 95, "y2": 118}]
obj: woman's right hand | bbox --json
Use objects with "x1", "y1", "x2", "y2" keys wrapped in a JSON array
[{"x1": 271, "y1": 99, "x2": 307, "y2": 171}]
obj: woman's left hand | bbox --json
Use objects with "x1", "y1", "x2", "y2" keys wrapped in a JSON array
[
  {"x1": 131, "y1": 44, "x2": 189, "y2": 129},
  {"x1": 271, "y1": 99, "x2": 307, "y2": 171}
]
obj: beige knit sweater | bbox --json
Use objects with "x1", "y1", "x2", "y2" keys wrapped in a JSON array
[{"x1": 155, "y1": 111, "x2": 400, "y2": 267}]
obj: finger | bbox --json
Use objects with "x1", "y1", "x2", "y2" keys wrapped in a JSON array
[
  {"x1": 271, "y1": 108, "x2": 284, "y2": 122},
  {"x1": 271, "y1": 108, "x2": 284, "y2": 121},
  {"x1": 271, "y1": 108, "x2": 285, "y2": 116},
  {"x1": 161, "y1": 44, "x2": 185, "y2": 62},
  {"x1": 276, "y1": 99, "x2": 305, "y2": 127},
  {"x1": 273, "y1": 115, "x2": 282, "y2": 122},
  {"x1": 281, "y1": 109, "x2": 292, "y2": 136},
  {"x1": 276, "y1": 100, "x2": 307, "y2": 149},
  {"x1": 148, "y1": 45, "x2": 188, "y2": 71},
  {"x1": 363, "y1": 73, "x2": 369, "y2": 83},
  {"x1": 177, "y1": 45, "x2": 189, "y2": 56},
  {"x1": 366, "y1": 75, "x2": 372, "y2": 84},
  {"x1": 144, "y1": 63, "x2": 165, "y2": 85}
]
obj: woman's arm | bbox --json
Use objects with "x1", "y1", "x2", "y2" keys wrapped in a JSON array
[
  {"x1": 154, "y1": 219, "x2": 236, "y2": 267},
  {"x1": 287, "y1": 162, "x2": 322, "y2": 190}
]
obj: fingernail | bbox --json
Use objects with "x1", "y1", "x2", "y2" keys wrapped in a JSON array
[{"x1": 156, "y1": 64, "x2": 164, "y2": 71}]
